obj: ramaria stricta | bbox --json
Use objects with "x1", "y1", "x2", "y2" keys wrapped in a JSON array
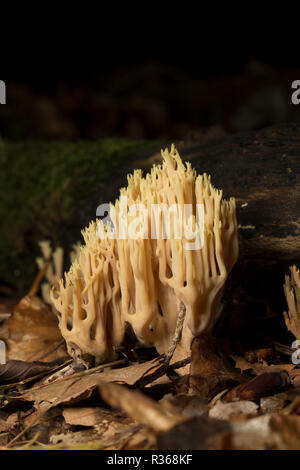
[{"x1": 51, "y1": 145, "x2": 239, "y2": 366}]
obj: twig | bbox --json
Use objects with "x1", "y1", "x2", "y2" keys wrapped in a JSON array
[
  {"x1": 136, "y1": 356, "x2": 190, "y2": 388},
  {"x1": 28, "y1": 259, "x2": 51, "y2": 297},
  {"x1": 5, "y1": 418, "x2": 39, "y2": 448},
  {"x1": 119, "y1": 424, "x2": 144, "y2": 450},
  {"x1": 16, "y1": 358, "x2": 127, "y2": 395},
  {"x1": 33, "y1": 339, "x2": 66, "y2": 361},
  {"x1": 20, "y1": 431, "x2": 41, "y2": 449},
  {"x1": 165, "y1": 301, "x2": 186, "y2": 364},
  {"x1": 168, "y1": 356, "x2": 191, "y2": 371},
  {"x1": 259, "y1": 334, "x2": 293, "y2": 356},
  {"x1": 0, "y1": 359, "x2": 72, "y2": 391}
]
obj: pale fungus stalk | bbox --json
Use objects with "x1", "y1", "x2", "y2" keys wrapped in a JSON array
[
  {"x1": 36, "y1": 241, "x2": 64, "y2": 304},
  {"x1": 36, "y1": 241, "x2": 81, "y2": 304},
  {"x1": 51, "y1": 145, "x2": 239, "y2": 365}
]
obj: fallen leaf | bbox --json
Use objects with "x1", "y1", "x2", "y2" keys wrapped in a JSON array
[
  {"x1": 100, "y1": 357, "x2": 164, "y2": 386},
  {"x1": 7, "y1": 296, "x2": 65, "y2": 362},
  {"x1": 50, "y1": 429, "x2": 104, "y2": 447},
  {"x1": 231, "y1": 354, "x2": 296, "y2": 375},
  {"x1": 224, "y1": 371, "x2": 290, "y2": 402},
  {"x1": 0, "y1": 360, "x2": 55, "y2": 385},
  {"x1": 288, "y1": 369, "x2": 300, "y2": 388},
  {"x1": 20, "y1": 372, "x2": 102, "y2": 413},
  {"x1": 189, "y1": 334, "x2": 243, "y2": 399},
  {"x1": 244, "y1": 348, "x2": 278, "y2": 364},
  {"x1": 62, "y1": 407, "x2": 131, "y2": 427},
  {"x1": 61, "y1": 406, "x2": 152, "y2": 450},
  {"x1": 15, "y1": 358, "x2": 166, "y2": 413},
  {"x1": 49, "y1": 422, "x2": 153, "y2": 450},
  {"x1": 98, "y1": 382, "x2": 182, "y2": 432},
  {"x1": 260, "y1": 393, "x2": 289, "y2": 414}
]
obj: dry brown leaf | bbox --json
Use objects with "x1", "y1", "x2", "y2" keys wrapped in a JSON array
[
  {"x1": 231, "y1": 354, "x2": 296, "y2": 375},
  {"x1": 62, "y1": 407, "x2": 131, "y2": 427},
  {"x1": 49, "y1": 423, "x2": 153, "y2": 450},
  {"x1": 19, "y1": 372, "x2": 102, "y2": 413},
  {"x1": 16, "y1": 358, "x2": 166, "y2": 413},
  {"x1": 98, "y1": 382, "x2": 183, "y2": 432},
  {"x1": 7, "y1": 296, "x2": 65, "y2": 362},
  {"x1": 189, "y1": 334, "x2": 243, "y2": 399},
  {"x1": 57, "y1": 404, "x2": 154, "y2": 450},
  {"x1": 244, "y1": 348, "x2": 278, "y2": 364},
  {"x1": 100, "y1": 357, "x2": 164, "y2": 386},
  {"x1": 260, "y1": 393, "x2": 289, "y2": 414},
  {"x1": 50, "y1": 429, "x2": 105, "y2": 447},
  {"x1": 0, "y1": 360, "x2": 56, "y2": 385},
  {"x1": 2, "y1": 406, "x2": 71, "y2": 448},
  {"x1": 224, "y1": 371, "x2": 290, "y2": 402},
  {"x1": 0, "y1": 410, "x2": 21, "y2": 433}
]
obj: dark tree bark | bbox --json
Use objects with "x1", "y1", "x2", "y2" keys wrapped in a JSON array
[{"x1": 180, "y1": 123, "x2": 300, "y2": 265}]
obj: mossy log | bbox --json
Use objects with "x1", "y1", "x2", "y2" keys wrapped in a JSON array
[
  {"x1": 66, "y1": 123, "x2": 300, "y2": 329},
  {"x1": 2, "y1": 123, "x2": 299, "y2": 313},
  {"x1": 68, "y1": 123, "x2": 300, "y2": 264}
]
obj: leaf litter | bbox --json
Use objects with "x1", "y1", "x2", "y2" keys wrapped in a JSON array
[{"x1": 1, "y1": 272, "x2": 300, "y2": 449}]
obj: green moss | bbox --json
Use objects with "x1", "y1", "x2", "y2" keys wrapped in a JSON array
[
  {"x1": 14, "y1": 442, "x2": 104, "y2": 450},
  {"x1": 0, "y1": 138, "x2": 156, "y2": 292}
]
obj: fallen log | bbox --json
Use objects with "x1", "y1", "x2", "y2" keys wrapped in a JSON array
[{"x1": 66, "y1": 123, "x2": 300, "y2": 332}]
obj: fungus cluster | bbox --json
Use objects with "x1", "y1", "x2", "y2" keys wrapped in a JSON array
[{"x1": 51, "y1": 146, "x2": 238, "y2": 365}]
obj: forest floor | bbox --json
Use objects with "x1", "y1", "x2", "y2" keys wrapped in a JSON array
[{"x1": 1, "y1": 125, "x2": 300, "y2": 449}]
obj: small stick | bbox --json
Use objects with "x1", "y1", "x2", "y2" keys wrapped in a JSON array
[
  {"x1": 5, "y1": 418, "x2": 39, "y2": 448},
  {"x1": 165, "y1": 301, "x2": 186, "y2": 364},
  {"x1": 33, "y1": 339, "x2": 65, "y2": 361},
  {"x1": 28, "y1": 259, "x2": 51, "y2": 297},
  {"x1": 18, "y1": 431, "x2": 41, "y2": 449}
]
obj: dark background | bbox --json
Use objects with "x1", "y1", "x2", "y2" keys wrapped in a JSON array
[
  {"x1": 0, "y1": 19, "x2": 299, "y2": 305},
  {"x1": 2, "y1": 28, "x2": 300, "y2": 140}
]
